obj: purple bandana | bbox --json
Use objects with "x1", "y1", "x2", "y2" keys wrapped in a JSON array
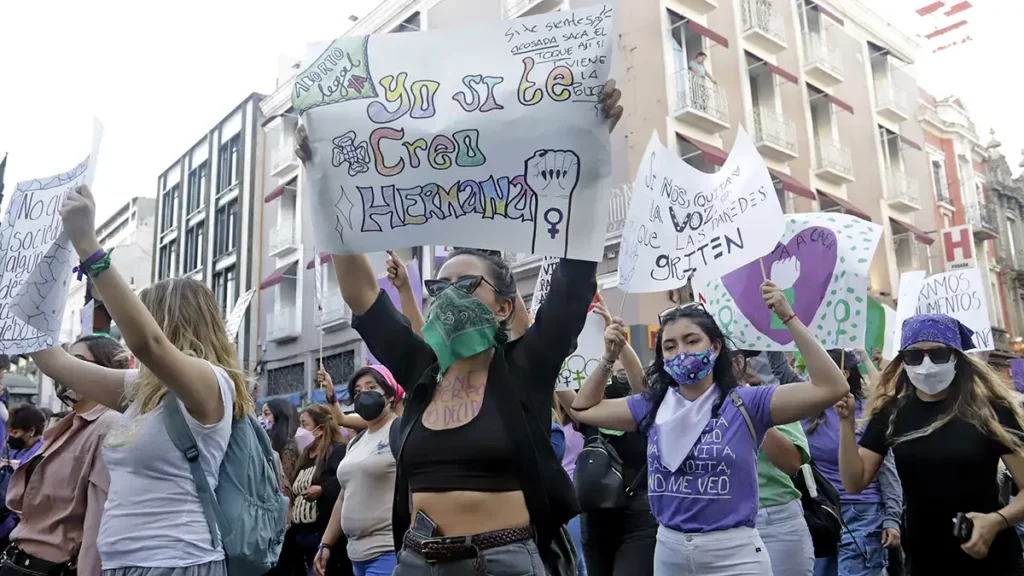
[
  {"x1": 900, "y1": 313, "x2": 975, "y2": 351},
  {"x1": 664, "y1": 348, "x2": 718, "y2": 386}
]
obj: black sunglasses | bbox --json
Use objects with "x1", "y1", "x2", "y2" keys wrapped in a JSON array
[
  {"x1": 424, "y1": 275, "x2": 498, "y2": 298},
  {"x1": 901, "y1": 347, "x2": 955, "y2": 366},
  {"x1": 658, "y1": 303, "x2": 710, "y2": 325}
]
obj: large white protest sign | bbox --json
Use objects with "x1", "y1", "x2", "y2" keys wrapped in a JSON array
[
  {"x1": 894, "y1": 268, "x2": 993, "y2": 351},
  {"x1": 617, "y1": 129, "x2": 785, "y2": 292},
  {"x1": 529, "y1": 257, "x2": 560, "y2": 318},
  {"x1": 226, "y1": 288, "x2": 257, "y2": 343},
  {"x1": 556, "y1": 306, "x2": 606, "y2": 391},
  {"x1": 698, "y1": 213, "x2": 883, "y2": 351},
  {"x1": 0, "y1": 123, "x2": 103, "y2": 354},
  {"x1": 295, "y1": 5, "x2": 615, "y2": 261}
]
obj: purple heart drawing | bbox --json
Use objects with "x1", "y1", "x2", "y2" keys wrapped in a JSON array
[{"x1": 721, "y1": 226, "x2": 838, "y2": 345}]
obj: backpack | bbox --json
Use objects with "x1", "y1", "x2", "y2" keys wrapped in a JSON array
[
  {"x1": 163, "y1": 392, "x2": 289, "y2": 576},
  {"x1": 573, "y1": 433, "x2": 646, "y2": 511}
]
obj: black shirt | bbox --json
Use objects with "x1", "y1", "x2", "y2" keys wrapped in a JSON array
[
  {"x1": 353, "y1": 258, "x2": 596, "y2": 563},
  {"x1": 860, "y1": 395, "x2": 1024, "y2": 574}
]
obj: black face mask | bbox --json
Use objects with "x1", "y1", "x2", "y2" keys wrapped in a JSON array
[
  {"x1": 7, "y1": 437, "x2": 28, "y2": 451},
  {"x1": 55, "y1": 384, "x2": 79, "y2": 408},
  {"x1": 354, "y1": 391, "x2": 387, "y2": 421},
  {"x1": 605, "y1": 375, "x2": 631, "y2": 399}
]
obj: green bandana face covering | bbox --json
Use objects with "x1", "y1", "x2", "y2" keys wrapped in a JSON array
[{"x1": 422, "y1": 286, "x2": 500, "y2": 372}]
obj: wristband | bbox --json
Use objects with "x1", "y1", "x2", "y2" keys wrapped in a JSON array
[
  {"x1": 996, "y1": 511, "x2": 1010, "y2": 528},
  {"x1": 326, "y1": 393, "x2": 337, "y2": 404},
  {"x1": 782, "y1": 313, "x2": 797, "y2": 325},
  {"x1": 318, "y1": 542, "x2": 331, "y2": 552},
  {"x1": 73, "y1": 248, "x2": 107, "y2": 281}
]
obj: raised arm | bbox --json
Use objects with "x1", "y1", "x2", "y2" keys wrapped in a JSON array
[
  {"x1": 569, "y1": 316, "x2": 637, "y2": 432},
  {"x1": 837, "y1": 394, "x2": 886, "y2": 493},
  {"x1": 593, "y1": 296, "x2": 646, "y2": 393},
  {"x1": 30, "y1": 347, "x2": 127, "y2": 411},
  {"x1": 510, "y1": 291, "x2": 531, "y2": 341},
  {"x1": 317, "y1": 367, "x2": 368, "y2": 432},
  {"x1": 386, "y1": 250, "x2": 425, "y2": 336},
  {"x1": 61, "y1": 186, "x2": 222, "y2": 423},
  {"x1": 761, "y1": 281, "x2": 850, "y2": 425}
]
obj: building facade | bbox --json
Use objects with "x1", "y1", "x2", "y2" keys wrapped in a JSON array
[
  {"x1": 985, "y1": 138, "x2": 1024, "y2": 357},
  {"x1": 152, "y1": 93, "x2": 265, "y2": 372}
]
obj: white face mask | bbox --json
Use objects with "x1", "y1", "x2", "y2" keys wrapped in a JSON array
[{"x1": 905, "y1": 357, "x2": 957, "y2": 395}]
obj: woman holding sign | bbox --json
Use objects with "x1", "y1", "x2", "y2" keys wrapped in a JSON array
[
  {"x1": 570, "y1": 281, "x2": 849, "y2": 576},
  {"x1": 838, "y1": 313, "x2": 1024, "y2": 575},
  {"x1": 296, "y1": 80, "x2": 623, "y2": 576}
]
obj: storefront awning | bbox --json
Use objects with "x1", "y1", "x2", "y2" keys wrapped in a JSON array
[
  {"x1": 680, "y1": 136, "x2": 728, "y2": 166},
  {"x1": 818, "y1": 190, "x2": 872, "y2": 221},
  {"x1": 306, "y1": 252, "x2": 331, "y2": 270},
  {"x1": 890, "y1": 217, "x2": 935, "y2": 245},
  {"x1": 768, "y1": 169, "x2": 816, "y2": 200},
  {"x1": 260, "y1": 261, "x2": 298, "y2": 290}
]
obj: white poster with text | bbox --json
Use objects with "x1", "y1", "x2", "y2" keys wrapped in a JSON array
[{"x1": 895, "y1": 267, "x2": 993, "y2": 351}]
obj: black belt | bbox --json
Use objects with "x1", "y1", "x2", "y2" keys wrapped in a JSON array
[
  {"x1": 1, "y1": 547, "x2": 75, "y2": 576},
  {"x1": 403, "y1": 525, "x2": 535, "y2": 563}
]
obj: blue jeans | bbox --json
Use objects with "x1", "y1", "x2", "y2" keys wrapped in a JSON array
[
  {"x1": 813, "y1": 502, "x2": 887, "y2": 576},
  {"x1": 567, "y1": 516, "x2": 588, "y2": 576},
  {"x1": 756, "y1": 500, "x2": 814, "y2": 576},
  {"x1": 353, "y1": 552, "x2": 397, "y2": 576}
]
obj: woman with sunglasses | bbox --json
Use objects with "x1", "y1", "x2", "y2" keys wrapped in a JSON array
[
  {"x1": 803, "y1": 350, "x2": 903, "y2": 576},
  {"x1": 570, "y1": 282, "x2": 849, "y2": 575},
  {"x1": 839, "y1": 314, "x2": 1024, "y2": 575}
]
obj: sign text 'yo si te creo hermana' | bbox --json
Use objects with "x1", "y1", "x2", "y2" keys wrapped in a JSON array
[
  {"x1": 294, "y1": 5, "x2": 616, "y2": 262},
  {"x1": 616, "y1": 129, "x2": 785, "y2": 293}
]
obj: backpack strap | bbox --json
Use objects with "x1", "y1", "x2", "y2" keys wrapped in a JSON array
[
  {"x1": 728, "y1": 389, "x2": 757, "y2": 444},
  {"x1": 162, "y1": 392, "x2": 225, "y2": 549}
]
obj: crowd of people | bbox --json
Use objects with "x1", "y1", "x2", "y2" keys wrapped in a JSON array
[{"x1": 1, "y1": 80, "x2": 1023, "y2": 576}]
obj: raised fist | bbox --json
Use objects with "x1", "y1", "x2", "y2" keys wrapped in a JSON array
[{"x1": 525, "y1": 150, "x2": 580, "y2": 200}]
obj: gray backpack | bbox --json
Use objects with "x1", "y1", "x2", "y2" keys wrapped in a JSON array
[{"x1": 163, "y1": 392, "x2": 288, "y2": 576}]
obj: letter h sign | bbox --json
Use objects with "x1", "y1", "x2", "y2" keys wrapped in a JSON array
[{"x1": 941, "y1": 225, "x2": 975, "y2": 270}]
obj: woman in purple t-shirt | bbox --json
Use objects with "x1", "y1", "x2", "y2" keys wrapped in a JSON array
[{"x1": 570, "y1": 281, "x2": 850, "y2": 576}]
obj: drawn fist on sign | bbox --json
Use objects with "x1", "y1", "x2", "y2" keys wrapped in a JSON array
[
  {"x1": 525, "y1": 151, "x2": 580, "y2": 200},
  {"x1": 770, "y1": 257, "x2": 801, "y2": 290}
]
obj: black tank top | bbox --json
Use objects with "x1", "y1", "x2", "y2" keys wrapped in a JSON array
[{"x1": 403, "y1": 383, "x2": 520, "y2": 492}]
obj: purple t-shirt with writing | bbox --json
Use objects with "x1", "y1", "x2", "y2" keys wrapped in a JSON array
[
  {"x1": 560, "y1": 422, "x2": 585, "y2": 479},
  {"x1": 802, "y1": 403, "x2": 881, "y2": 504},
  {"x1": 626, "y1": 385, "x2": 777, "y2": 533}
]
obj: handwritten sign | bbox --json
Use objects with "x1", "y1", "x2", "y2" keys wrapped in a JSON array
[
  {"x1": 617, "y1": 129, "x2": 785, "y2": 292},
  {"x1": 295, "y1": 5, "x2": 615, "y2": 261},
  {"x1": 365, "y1": 260, "x2": 422, "y2": 366},
  {"x1": 894, "y1": 267, "x2": 993, "y2": 351},
  {"x1": 698, "y1": 213, "x2": 883, "y2": 351},
  {"x1": 226, "y1": 288, "x2": 257, "y2": 343},
  {"x1": 529, "y1": 257, "x2": 560, "y2": 318},
  {"x1": 556, "y1": 307, "x2": 605, "y2": 391}
]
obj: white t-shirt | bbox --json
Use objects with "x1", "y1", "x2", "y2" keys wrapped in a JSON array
[{"x1": 98, "y1": 364, "x2": 235, "y2": 569}]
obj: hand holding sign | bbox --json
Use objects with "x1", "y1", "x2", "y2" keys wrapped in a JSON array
[
  {"x1": 385, "y1": 250, "x2": 409, "y2": 291},
  {"x1": 603, "y1": 317, "x2": 628, "y2": 362},
  {"x1": 59, "y1": 186, "x2": 100, "y2": 256},
  {"x1": 762, "y1": 280, "x2": 795, "y2": 322}
]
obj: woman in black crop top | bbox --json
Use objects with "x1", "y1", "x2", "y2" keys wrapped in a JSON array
[{"x1": 294, "y1": 80, "x2": 622, "y2": 576}]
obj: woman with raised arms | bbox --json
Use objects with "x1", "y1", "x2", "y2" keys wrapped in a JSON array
[
  {"x1": 296, "y1": 81, "x2": 623, "y2": 576},
  {"x1": 570, "y1": 281, "x2": 849, "y2": 576}
]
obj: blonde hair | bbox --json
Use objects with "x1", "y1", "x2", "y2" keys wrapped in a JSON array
[
  {"x1": 302, "y1": 404, "x2": 343, "y2": 476},
  {"x1": 127, "y1": 277, "x2": 255, "y2": 419},
  {"x1": 864, "y1": 351, "x2": 1024, "y2": 455}
]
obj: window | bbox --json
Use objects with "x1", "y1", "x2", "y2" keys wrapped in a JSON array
[
  {"x1": 186, "y1": 161, "x2": 208, "y2": 215},
  {"x1": 218, "y1": 135, "x2": 240, "y2": 193},
  {"x1": 392, "y1": 11, "x2": 421, "y2": 32},
  {"x1": 214, "y1": 199, "x2": 239, "y2": 257},
  {"x1": 877, "y1": 126, "x2": 904, "y2": 174},
  {"x1": 212, "y1": 265, "x2": 237, "y2": 313},
  {"x1": 184, "y1": 222, "x2": 205, "y2": 272},
  {"x1": 157, "y1": 239, "x2": 179, "y2": 280},
  {"x1": 931, "y1": 159, "x2": 950, "y2": 204},
  {"x1": 160, "y1": 184, "x2": 180, "y2": 232},
  {"x1": 266, "y1": 363, "x2": 305, "y2": 397}
]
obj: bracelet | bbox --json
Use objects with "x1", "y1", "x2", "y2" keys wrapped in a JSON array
[
  {"x1": 73, "y1": 248, "x2": 107, "y2": 280},
  {"x1": 326, "y1": 393, "x2": 337, "y2": 404},
  {"x1": 77, "y1": 248, "x2": 115, "y2": 280},
  {"x1": 782, "y1": 313, "x2": 797, "y2": 325},
  {"x1": 318, "y1": 542, "x2": 331, "y2": 551},
  {"x1": 995, "y1": 511, "x2": 1010, "y2": 528},
  {"x1": 598, "y1": 356, "x2": 615, "y2": 372}
]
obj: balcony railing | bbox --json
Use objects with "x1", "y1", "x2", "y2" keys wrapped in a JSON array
[
  {"x1": 874, "y1": 78, "x2": 913, "y2": 119},
  {"x1": 893, "y1": 233, "x2": 925, "y2": 272},
  {"x1": 753, "y1": 107, "x2": 797, "y2": 156},
  {"x1": 270, "y1": 144, "x2": 299, "y2": 177},
  {"x1": 815, "y1": 138, "x2": 853, "y2": 180},
  {"x1": 803, "y1": 33, "x2": 844, "y2": 79},
  {"x1": 268, "y1": 222, "x2": 298, "y2": 255},
  {"x1": 967, "y1": 203, "x2": 999, "y2": 235},
  {"x1": 267, "y1": 309, "x2": 300, "y2": 341},
  {"x1": 503, "y1": 0, "x2": 544, "y2": 18},
  {"x1": 886, "y1": 170, "x2": 920, "y2": 209},
  {"x1": 741, "y1": 0, "x2": 786, "y2": 46},
  {"x1": 319, "y1": 293, "x2": 352, "y2": 328},
  {"x1": 675, "y1": 72, "x2": 730, "y2": 125}
]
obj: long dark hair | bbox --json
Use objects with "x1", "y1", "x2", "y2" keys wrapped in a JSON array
[
  {"x1": 807, "y1": 349, "x2": 864, "y2": 433},
  {"x1": 440, "y1": 248, "x2": 517, "y2": 341},
  {"x1": 73, "y1": 334, "x2": 130, "y2": 369},
  {"x1": 264, "y1": 398, "x2": 297, "y2": 454},
  {"x1": 637, "y1": 306, "x2": 741, "y2": 433}
]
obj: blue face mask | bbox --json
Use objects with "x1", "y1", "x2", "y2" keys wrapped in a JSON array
[
  {"x1": 258, "y1": 415, "x2": 272, "y2": 431},
  {"x1": 663, "y1": 347, "x2": 718, "y2": 386}
]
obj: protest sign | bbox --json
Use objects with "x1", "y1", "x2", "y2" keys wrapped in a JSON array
[
  {"x1": 226, "y1": 288, "x2": 257, "y2": 343},
  {"x1": 365, "y1": 260, "x2": 422, "y2": 365},
  {"x1": 80, "y1": 301, "x2": 95, "y2": 337},
  {"x1": 617, "y1": 129, "x2": 785, "y2": 292},
  {"x1": 698, "y1": 213, "x2": 883, "y2": 351},
  {"x1": 529, "y1": 257, "x2": 560, "y2": 318},
  {"x1": 295, "y1": 5, "x2": 615, "y2": 261},
  {"x1": 0, "y1": 123, "x2": 103, "y2": 354},
  {"x1": 894, "y1": 267, "x2": 993, "y2": 351},
  {"x1": 556, "y1": 301, "x2": 605, "y2": 391}
]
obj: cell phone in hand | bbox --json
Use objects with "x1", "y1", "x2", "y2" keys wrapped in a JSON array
[{"x1": 953, "y1": 512, "x2": 974, "y2": 543}]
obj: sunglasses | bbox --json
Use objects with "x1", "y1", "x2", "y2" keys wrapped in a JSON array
[
  {"x1": 658, "y1": 302, "x2": 710, "y2": 325},
  {"x1": 424, "y1": 275, "x2": 498, "y2": 298},
  {"x1": 901, "y1": 347, "x2": 955, "y2": 366}
]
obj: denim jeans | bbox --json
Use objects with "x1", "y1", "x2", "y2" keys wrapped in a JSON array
[
  {"x1": 654, "y1": 525, "x2": 772, "y2": 576},
  {"x1": 757, "y1": 499, "x2": 814, "y2": 576},
  {"x1": 567, "y1": 516, "x2": 588, "y2": 576},
  {"x1": 353, "y1": 552, "x2": 398, "y2": 576},
  {"x1": 813, "y1": 502, "x2": 887, "y2": 576}
]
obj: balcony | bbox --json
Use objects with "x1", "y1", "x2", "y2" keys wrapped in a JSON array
[
  {"x1": 885, "y1": 170, "x2": 920, "y2": 212},
  {"x1": 503, "y1": 0, "x2": 557, "y2": 18},
  {"x1": 267, "y1": 309, "x2": 300, "y2": 342},
  {"x1": 893, "y1": 233, "x2": 926, "y2": 273},
  {"x1": 741, "y1": 0, "x2": 787, "y2": 53},
  {"x1": 753, "y1": 107, "x2": 798, "y2": 160},
  {"x1": 673, "y1": 72, "x2": 730, "y2": 133},
  {"x1": 814, "y1": 138, "x2": 854, "y2": 183},
  {"x1": 874, "y1": 78, "x2": 913, "y2": 123},
  {"x1": 667, "y1": 0, "x2": 718, "y2": 14},
  {"x1": 270, "y1": 144, "x2": 299, "y2": 178},
  {"x1": 803, "y1": 33, "x2": 844, "y2": 87},
  {"x1": 319, "y1": 293, "x2": 352, "y2": 330},
  {"x1": 967, "y1": 203, "x2": 999, "y2": 241},
  {"x1": 268, "y1": 221, "x2": 299, "y2": 257}
]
